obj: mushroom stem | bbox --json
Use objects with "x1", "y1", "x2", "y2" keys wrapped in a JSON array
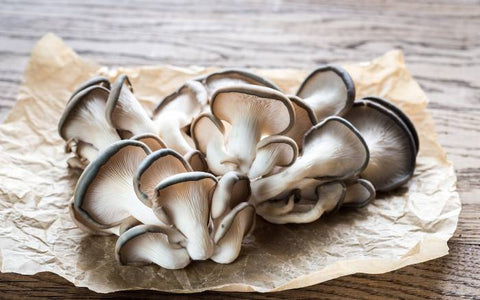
[
  {"x1": 225, "y1": 116, "x2": 260, "y2": 173},
  {"x1": 155, "y1": 115, "x2": 194, "y2": 155}
]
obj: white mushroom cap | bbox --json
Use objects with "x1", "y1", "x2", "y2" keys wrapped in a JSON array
[
  {"x1": 106, "y1": 75, "x2": 157, "y2": 137},
  {"x1": 152, "y1": 81, "x2": 207, "y2": 155},
  {"x1": 284, "y1": 95, "x2": 317, "y2": 148},
  {"x1": 296, "y1": 65, "x2": 355, "y2": 121},
  {"x1": 191, "y1": 113, "x2": 238, "y2": 175},
  {"x1": 344, "y1": 99, "x2": 416, "y2": 191},
  {"x1": 211, "y1": 202, "x2": 255, "y2": 264},
  {"x1": 115, "y1": 225, "x2": 190, "y2": 269},
  {"x1": 343, "y1": 178, "x2": 376, "y2": 208},
  {"x1": 58, "y1": 86, "x2": 120, "y2": 152},
  {"x1": 251, "y1": 117, "x2": 369, "y2": 204},
  {"x1": 257, "y1": 181, "x2": 345, "y2": 224},
  {"x1": 154, "y1": 172, "x2": 217, "y2": 260},
  {"x1": 211, "y1": 171, "x2": 251, "y2": 219},
  {"x1": 134, "y1": 149, "x2": 192, "y2": 208},
  {"x1": 248, "y1": 135, "x2": 298, "y2": 179},
  {"x1": 199, "y1": 69, "x2": 281, "y2": 99},
  {"x1": 71, "y1": 140, "x2": 165, "y2": 234},
  {"x1": 210, "y1": 86, "x2": 295, "y2": 172}
]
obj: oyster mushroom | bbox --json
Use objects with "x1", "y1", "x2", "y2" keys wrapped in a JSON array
[
  {"x1": 211, "y1": 171, "x2": 251, "y2": 219},
  {"x1": 296, "y1": 65, "x2": 355, "y2": 121},
  {"x1": 342, "y1": 178, "x2": 376, "y2": 208},
  {"x1": 58, "y1": 85, "x2": 120, "y2": 163},
  {"x1": 211, "y1": 202, "x2": 255, "y2": 264},
  {"x1": 210, "y1": 86, "x2": 295, "y2": 173},
  {"x1": 257, "y1": 181, "x2": 345, "y2": 224},
  {"x1": 284, "y1": 95, "x2": 317, "y2": 148},
  {"x1": 251, "y1": 117, "x2": 369, "y2": 204},
  {"x1": 71, "y1": 140, "x2": 165, "y2": 235},
  {"x1": 362, "y1": 96, "x2": 419, "y2": 153},
  {"x1": 115, "y1": 225, "x2": 190, "y2": 269},
  {"x1": 191, "y1": 113, "x2": 238, "y2": 175},
  {"x1": 68, "y1": 76, "x2": 110, "y2": 103},
  {"x1": 248, "y1": 135, "x2": 298, "y2": 179},
  {"x1": 198, "y1": 69, "x2": 281, "y2": 98},
  {"x1": 131, "y1": 133, "x2": 167, "y2": 151},
  {"x1": 134, "y1": 149, "x2": 192, "y2": 208},
  {"x1": 153, "y1": 172, "x2": 217, "y2": 260},
  {"x1": 152, "y1": 80, "x2": 207, "y2": 155},
  {"x1": 106, "y1": 75, "x2": 157, "y2": 137},
  {"x1": 344, "y1": 99, "x2": 417, "y2": 191}
]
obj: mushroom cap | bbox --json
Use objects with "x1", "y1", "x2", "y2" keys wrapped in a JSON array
[
  {"x1": 183, "y1": 149, "x2": 208, "y2": 172},
  {"x1": 258, "y1": 181, "x2": 346, "y2": 224},
  {"x1": 105, "y1": 75, "x2": 156, "y2": 136},
  {"x1": 210, "y1": 85, "x2": 295, "y2": 136},
  {"x1": 301, "y1": 116, "x2": 369, "y2": 180},
  {"x1": 362, "y1": 96, "x2": 419, "y2": 153},
  {"x1": 154, "y1": 172, "x2": 217, "y2": 260},
  {"x1": 191, "y1": 113, "x2": 238, "y2": 175},
  {"x1": 285, "y1": 95, "x2": 317, "y2": 148},
  {"x1": 211, "y1": 202, "x2": 256, "y2": 264},
  {"x1": 342, "y1": 178, "x2": 376, "y2": 208},
  {"x1": 72, "y1": 140, "x2": 151, "y2": 230},
  {"x1": 134, "y1": 149, "x2": 192, "y2": 207},
  {"x1": 58, "y1": 85, "x2": 120, "y2": 151},
  {"x1": 344, "y1": 99, "x2": 416, "y2": 191},
  {"x1": 211, "y1": 171, "x2": 251, "y2": 219},
  {"x1": 296, "y1": 65, "x2": 355, "y2": 121},
  {"x1": 152, "y1": 80, "x2": 207, "y2": 127},
  {"x1": 115, "y1": 225, "x2": 190, "y2": 269},
  {"x1": 200, "y1": 69, "x2": 281, "y2": 98},
  {"x1": 131, "y1": 133, "x2": 167, "y2": 152},
  {"x1": 68, "y1": 76, "x2": 111, "y2": 103},
  {"x1": 248, "y1": 135, "x2": 298, "y2": 179}
]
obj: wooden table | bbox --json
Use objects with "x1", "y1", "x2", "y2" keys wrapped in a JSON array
[{"x1": 1, "y1": 1, "x2": 479, "y2": 298}]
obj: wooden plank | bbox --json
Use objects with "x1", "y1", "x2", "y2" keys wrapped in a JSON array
[{"x1": 0, "y1": 0, "x2": 478, "y2": 298}]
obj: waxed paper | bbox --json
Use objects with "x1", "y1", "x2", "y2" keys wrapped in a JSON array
[{"x1": 0, "y1": 33, "x2": 461, "y2": 293}]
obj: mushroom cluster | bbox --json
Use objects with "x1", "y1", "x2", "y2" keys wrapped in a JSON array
[{"x1": 59, "y1": 67, "x2": 418, "y2": 268}]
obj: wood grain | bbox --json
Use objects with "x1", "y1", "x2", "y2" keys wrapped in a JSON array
[{"x1": 0, "y1": 0, "x2": 479, "y2": 298}]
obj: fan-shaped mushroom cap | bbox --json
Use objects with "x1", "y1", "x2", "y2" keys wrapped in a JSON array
[
  {"x1": 115, "y1": 225, "x2": 190, "y2": 269},
  {"x1": 296, "y1": 65, "x2": 355, "y2": 121},
  {"x1": 72, "y1": 140, "x2": 164, "y2": 233},
  {"x1": 58, "y1": 86, "x2": 120, "y2": 152},
  {"x1": 154, "y1": 172, "x2": 217, "y2": 260},
  {"x1": 199, "y1": 69, "x2": 280, "y2": 98},
  {"x1": 211, "y1": 202, "x2": 255, "y2": 264},
  {"x1": 248, "y1": 135, "x2": 298, "y2": 179},
  {"x1": 191, "y1": 113, "x2": 238, "y2": 175},
  {"x1": 362, "y1": 96, "x2": 419, "y2": 153},
  {"x1": 211, "y1": 171, "x2": 251, "y2": 219},
  {"x1": 284, "y1": 95, "x2": 317, "y2": 148},
  {"x1": 105, "y1": 75, "x2": 157, "y2": 137},
  {"x1": 131, "y1": 133, "x2": 167, "y2": 152},
  {"x1": 68, "y1": 76, "x2": 110, "y2": 103},
  {"x1": 183, "y1": 150, "x2": 208, "y2": 172},
  {"x1": 151, "y1": 81, "x2": 207, "y2": 155},
  {"x1": 134, "y1": 149, "x2": 192, "y2": 207},
  {"x1": 251, "y1": 117, "x2": 369, "y2": 203},
  {"x1": 344, "y1": 99, "x2": 416, "y2": 191},
  {"x1": 343, "y1": 179, "x2": 376, "y2": 208},
  {"x1": 258, "y1": 181, "x2": 345, "y2": 224},
  {"x1": 211, "y1": 86, "x2": 295, "y2": 171}
]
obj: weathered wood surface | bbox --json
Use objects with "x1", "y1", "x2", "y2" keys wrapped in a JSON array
[{"x1": 0, "y1": 0, "x2": 479, "y2": 298}]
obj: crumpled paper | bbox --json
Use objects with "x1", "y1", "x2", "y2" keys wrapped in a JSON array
[{"x1": 0, "y1": 33, "x2": 461, "y2": 293}]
